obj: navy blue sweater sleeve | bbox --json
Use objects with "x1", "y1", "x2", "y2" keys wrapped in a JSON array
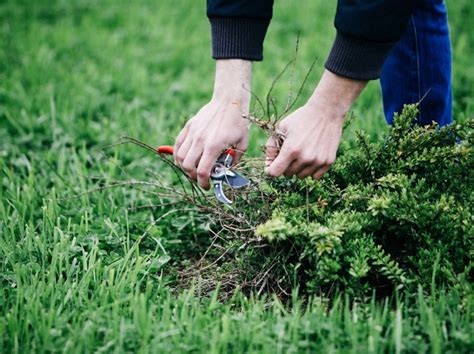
[
  {"x1": 207, "y1": 0, "x2": 274, "y2": 61},
  {"x1": 207, "y1": 0, "x2": 419, "y2": 80},
  {"x1": 325, "y1": 0, "x2": 420, "y2": 80}
]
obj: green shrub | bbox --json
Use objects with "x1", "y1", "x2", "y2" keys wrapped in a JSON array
[{"x1": 191, "y1": 105, "x2": 473, "y2": 298}]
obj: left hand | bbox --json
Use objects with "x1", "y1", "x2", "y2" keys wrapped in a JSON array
[
  {"x1": 264, "y1": 102, "x2": 344, "y2": 180},
  {"x1": 264, "y1": 69, "x2": 367, "y2": 180}
]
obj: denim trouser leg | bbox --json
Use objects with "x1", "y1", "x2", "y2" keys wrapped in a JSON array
[{"x1": 380, "y1": 0, "x2": 452, "y2": 126}]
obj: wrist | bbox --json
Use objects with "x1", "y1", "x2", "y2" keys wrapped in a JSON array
[
  {"x1": 307, "y1": 69, "x2": 367, "y2": 118},
  {"x1": 211, "y1": 90, "x2": 251, "y2": 107},
  {"x1": 212, "y1": 59, "x2": 252, "y2": 107}
]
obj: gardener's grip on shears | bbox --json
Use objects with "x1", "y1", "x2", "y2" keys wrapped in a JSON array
[
  {"x1": 156, "y1": 145, "x2": 235, "y2": 159},
  {"x1": 156, "y1": 145, "x2": 249, "y2": 204},
  {"x1": 172, "y1": 116, "x2": 249, "y2": 190},
  {"x1": 170, "y1": 67, "x2": 251, "y2": 190}
]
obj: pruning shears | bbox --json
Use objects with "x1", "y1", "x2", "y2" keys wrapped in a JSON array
[{"x1": 156, "y1": 145, "x2": 250, "y2": 205}]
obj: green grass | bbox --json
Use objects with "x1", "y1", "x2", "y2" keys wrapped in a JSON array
[{"x1": 0, "y1": 0, "x2": 473, "y2": 352}]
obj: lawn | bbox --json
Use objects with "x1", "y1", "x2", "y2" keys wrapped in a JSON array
[{"x1": 0, "y1": 0, "x2": 473, "y2": 353}]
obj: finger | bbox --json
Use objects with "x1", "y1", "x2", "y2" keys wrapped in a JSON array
[
  {"x1": 181, "y1": 143, "x2": 203, "y2": 180},
  {"x1": 197, "y1": 148, "x2": 219, "y2": 190},
  {"x1": 173, "y1": 125, "x2": 190, "y2": 164},
  {"x1": 284, "y1": 153, "x2": 319, "y2": 177},
  {"x1": 312, "y1": 165, "x2": 330, "y2": 180},
  {"x1": 297, "y1": 164, "x2": 319, "y2": 179},
  {"x1": 283, "y1": 160, "x2": 303, "y2": 177},
  {"x1": 232, "y1": 138, "x2": 248, "y2": 166},
  {"x1": 265, "y1": 143, "x2": 295, "y2": 177},
  {"x1": 264, "y1": 136, "x2": 279, "y2": 169},
  {"x1": 175, "y1": 137, "x2": 192, "y2": 167}
]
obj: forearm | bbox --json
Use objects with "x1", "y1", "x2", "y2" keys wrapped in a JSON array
[
  {"x1": 212, "y1": 59, "x2": 252, "y2": 109},
  {"x1": 307, "y1": 69, "x2": 367, "y2": 119}
]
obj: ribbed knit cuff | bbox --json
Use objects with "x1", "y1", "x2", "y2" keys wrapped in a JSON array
[
  {"x1": 209, "y1": 17, "x2": 271, "y2": 61},
  {"x1": 325, "y1": 31, "x2": 396, "y2": 80}
]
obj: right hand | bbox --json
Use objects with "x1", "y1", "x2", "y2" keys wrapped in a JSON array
[
  {"x1": 173, "y1": 59, "x2": 251, "y2": 190},
  {"x1": 174, "y1": 98, "x2": 250, "y2": 190}
]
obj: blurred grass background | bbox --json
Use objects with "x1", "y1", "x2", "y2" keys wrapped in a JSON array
[
  {"x1": 1, "y1": 0, "x2": 472, "y2": 156},
  {"x1": 0, "y1": 0, "x2": 473, "y2": 352}
]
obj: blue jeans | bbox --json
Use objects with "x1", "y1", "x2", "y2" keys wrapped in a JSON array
[{"x1": 380, "y1": 0, "x2": 452, "y2": 126}]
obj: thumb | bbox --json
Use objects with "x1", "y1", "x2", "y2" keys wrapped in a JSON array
[{"x1": 264, "y1": 135, "x2": 280, "y2": 172}]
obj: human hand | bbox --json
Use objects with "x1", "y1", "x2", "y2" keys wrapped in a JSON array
[
  {"x1": 174, "y1": 60, "x2": 252, "y2": 190},
  {"x1": 174, "y1": 99, "x2": 250, "y2": 189},
  {"x1": 264, "y1": 103, "x2": 344, "y2": 179},
  {"x1": 265, "y1": 70, "x2": 367, "y2": 179}
]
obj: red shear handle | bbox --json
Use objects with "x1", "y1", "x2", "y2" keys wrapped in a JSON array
[
  {"x1": 156, "y1": 145, "x2": 235, "y2": 157},
  {"x1": 224, "y1": 148, "x2": 236, "y2": 158},
  {"x1": 156, "y1": 145, "x2": 174, "y2": 155}
]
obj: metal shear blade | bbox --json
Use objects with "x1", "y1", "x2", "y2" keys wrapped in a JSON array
[
  {"x1": 213, "y1": 180, "x2": 233, "y2": 204},
  {"x1": 156, "y1": 145, "x2": 249, "y2": 205},
  {"x1": 212, "y1": 174, "x2": 250, "y2": 205},
  {"x1": 210, "y1": 152, "x2": 250, "y2": 204}
]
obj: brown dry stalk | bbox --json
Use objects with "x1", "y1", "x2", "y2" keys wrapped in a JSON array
[{"x1": 84, "y1": 42, "x2": 322, "y2": 298}]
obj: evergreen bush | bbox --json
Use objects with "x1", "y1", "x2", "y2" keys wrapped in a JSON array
[{"x1": 188, "y1": 105, "x2": 473, "y2": 297}]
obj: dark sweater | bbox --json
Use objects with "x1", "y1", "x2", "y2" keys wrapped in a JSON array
[{"x1": 207, "y1": 0, "x2": 420, "y2": 80}]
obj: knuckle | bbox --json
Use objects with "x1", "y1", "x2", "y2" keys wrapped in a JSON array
[
  {"x1": 182, "y1": 162, "x2": 194, "y2": 172},
  {"x1": 265, "y1": 167, "x2": 276, "y2": 177},
  {"x1": 300, "y1": 154, "x2": 314, "y2": 165},
  {"x1": 180, "y1": 126, "x2": 189, "y2": 135},
  {"x1": 197, "y1": 168, "x2": 208, "y2": 178},
  {"x1": 265, "y1": 139, "x2": 275, "y2": 148},
  {"x1": 277, "y1": 121, "x2": 288, "y2": 131},
  {"x1": 287, "y1": 147, "x2": 301, "y2": 158},
  {"x1": 314, "y1": 157, "x2": 325, "y2": 166},
  {"x1": 206, "y1": 141, "x2": 220, "y2": 151}
]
